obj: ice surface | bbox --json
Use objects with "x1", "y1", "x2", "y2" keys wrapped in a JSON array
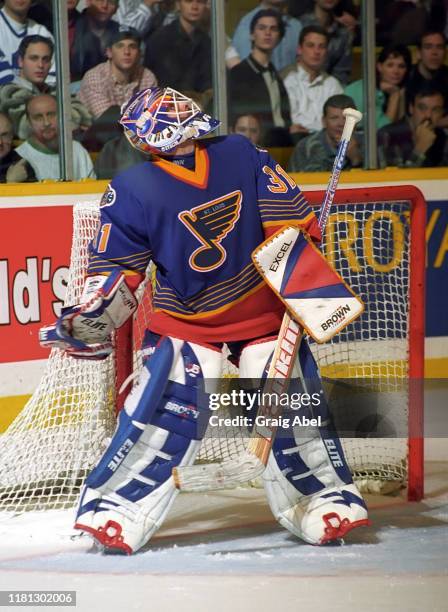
[{"x1": 0, "y1": 464, "x2": 446, "y2": 612}]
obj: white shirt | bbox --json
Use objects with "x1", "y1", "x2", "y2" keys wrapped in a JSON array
[
  {"x1": 0, "y1": 8, "x2": 55, "y2": 84},
  {"x1": 15, "y1": 140, "x2": 96, "y2": 181},
  {"x1": 284, "y1": 64, "x2": 343, "y2": 132}
]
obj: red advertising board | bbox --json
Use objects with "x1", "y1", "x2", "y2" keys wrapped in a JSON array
[{"x1": 1, "y1": 205, "x2": 75, "y2": 363}]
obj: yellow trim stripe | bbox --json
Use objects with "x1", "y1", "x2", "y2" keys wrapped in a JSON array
[
  {"x1": 262, "y1": 212, "x2": 316, "y2": 228},
  {"x1": 90, "y1": 249, "x2": 151, "y2": 263},
  {"x1": 89, "y1": 256, "x2": 150, "y2": 269},
  {"x1": 258, "y1": 202, "x2": 309, "y2": 210},
  {"x1": 185, "y1": 263, "x2": 256, "y2": 306},
  {"x1": 260, "y1": 211, "x2": 311, "y2": 219},
  {"x1": 258, "y1": 198, "x2": 306, "y2": 206},
  {"x1": 154, "y1": 272, "x2": 260, "y2": 314},
  {"x1": 259, "y1": 202, "x2": 312, "y2": 216},
  {"x1": 154, "y1": 279, "x2": 266, "y2": 320},
  {"x1": 88, "y1": 259, "x2": 149, "y2": 272},
  {"x1": 88, "y1": 261, "x2": 147, "y2": 273},
  {"x1": 88, "y1": 262, "x2": 121, "y2": 270},
  {"x1": 155, "y1": 263, "x2": 254, "y2": 304},
  {"x1": 154, "y1": 300, "x2": 191, "y2": 314},
  {"x1": 154, "y1": 262, "x2": 261, "y2": 313},
  {"x1": 190, "y1": 267, "x2": 259, "y2": 307},
  {"x1": 258, "y1": 192, "x2": 306, "y2": 204},
  {"x1": 192, "y1": 273, "x2": 261, "y2": 311}
]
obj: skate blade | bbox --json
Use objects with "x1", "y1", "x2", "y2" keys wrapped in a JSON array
[
  {"x1": 320, "y1": 514, "x2": 371, "y2": 544},
  {"x1": 74, "y1": 521, "x2": 133, "y2": 555}
]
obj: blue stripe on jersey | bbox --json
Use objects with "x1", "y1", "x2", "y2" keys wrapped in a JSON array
[
  {"x1": 258, "y1": 192, "x2": 311, "y2": 222},
  {"x1": 186, "y1": 262, "x2": 257, "y2": 307},
  {"x1": 258, "y1": 192, "x2": 307, "y2": 204},
  {"x1": 89, "y1": 250, "x2": 151, "y2": 266},
  {"x1": 153, "y1": 262, "x2": 263, "y2": 316},
  {"x1": 87, "y1": 249, "x2": 151, "y2": 275},
  {"x1": 87, "y1": 261, "x2": 149, "y2": 275}
]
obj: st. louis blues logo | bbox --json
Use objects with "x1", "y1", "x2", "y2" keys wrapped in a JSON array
[{"x1": 178, "y1": 191, "x2": 242, "y2": 272}]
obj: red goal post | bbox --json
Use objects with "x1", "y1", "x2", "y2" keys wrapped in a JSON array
[{"x1": 305, "y1": 185, "x2": 425, "y2": 501}]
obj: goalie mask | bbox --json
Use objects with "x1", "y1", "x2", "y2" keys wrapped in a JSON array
[{"x1": 120, "y1": 87, "x2": 221, "y2": 154}]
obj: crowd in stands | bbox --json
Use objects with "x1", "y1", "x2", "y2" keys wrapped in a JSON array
[
  {"x1": 0, "y1": 0, "x2": 447, "y2": 183},
  {"x1": 228, "y1": 8, "x2": 292, "y2": 146}
]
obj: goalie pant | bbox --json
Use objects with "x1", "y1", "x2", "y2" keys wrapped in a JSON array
[{"x1": 74, "y1": 332, "x2": 369, "y2": 554}]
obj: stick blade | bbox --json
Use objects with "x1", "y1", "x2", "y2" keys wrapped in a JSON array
[{"x1": 173, "y1": 452, "x2": 265, "y2": 492}]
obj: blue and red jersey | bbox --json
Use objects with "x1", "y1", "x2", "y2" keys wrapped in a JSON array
[{"x1": 87, "y1": 134, "x2": 320, "y2": 343}]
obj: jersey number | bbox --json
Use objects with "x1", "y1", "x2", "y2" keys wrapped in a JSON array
[
  {"x1": 263, "y1": 164, "x2": 296, "y2": 193},
  {"x1": 96, "y1": 223, "x2": 112, "y2": 253}
]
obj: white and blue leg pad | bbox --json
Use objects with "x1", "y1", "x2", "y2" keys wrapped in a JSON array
[
  {"x1": 74, "y1": 331, "x2": 222, "y2": 553},
  {"x1": 239, "y1": 337, "x2": 369, "y2": 544}
]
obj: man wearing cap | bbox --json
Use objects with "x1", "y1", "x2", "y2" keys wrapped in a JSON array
[{"x1": 79, "y1": 29, "x2": 157, "y2": 121}]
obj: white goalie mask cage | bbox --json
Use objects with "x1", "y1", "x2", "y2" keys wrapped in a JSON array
[{"x1": 120, "y1": 87, "x2": 221, "y2": 154}]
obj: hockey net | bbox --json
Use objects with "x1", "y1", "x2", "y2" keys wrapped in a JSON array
[{"x1": 0, "y1": 186, "x2": 425, "y2": 513}]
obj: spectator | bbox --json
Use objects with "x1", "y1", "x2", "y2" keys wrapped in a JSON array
[
  {"x1": 9, "y1": 94, "x2": 95, "y2": 181},
  {"x1": 113, "y1": 0, "x2": 176, "y2": 36},
  {"x1": 407, "y1": 30, "x2": 448, "y2": 128},
  {"x1": 299, "y1": 0, "x2": 353, "y2": 84},
  {"x1": 288, "y1": 94, "x2": 362, "y2": 171},
  {"x1": 193, "y1": 0, "x2": 239, "y2": 70},
  {"x1": 79, "y1": 30, "x2": 157, "y2": 120},
  {"x1": 378, "y1": 85, "x2": 448, "y2": 167},
  {"x1": 0, "y1": 34, "x2": 53, "y2": 138},
  {"x1": 28, "y1": 0, "x2": 53, "y2": 32},
  {"x1": 282, "y1": 25, "x2": 343, "y2": 137},
  {"x1": 231, "y1": 0, "x2": 302, "y2": 72},
  {"x1": 228, "y1": 9, "x2": 292, "y2": 147},
  {"x1": 68, "y1": 1, "x2": 81, "y2": 67},
  {"x1": 0, "y1": 112, "x2": 25, "y2": 182},
  {"x1": 12, "y1": 34, "x2": 53, "y2": 93},
  {"x1": 95, "y1": 132, "x2": 149, "y2": 179},
  {"x1": 0, "y1": 0, "x2": 55, "y2": 84},
  {"x1": 345, "y1": 44, "x2": 412, "y2": 130},
  {"x1": 0, "y1": 35, "x2": 91, "y2": 139},
  {"x1": 144, "y1": 0, "x2": 211, "y2": 96},
  {"x1": 70, "y1": 0, "x2": 120, "y2": 82},
  {"x1": 375, "y1": 0, "x2": 429, "y2": 47},
  {"x1": 231, "y1": 113, "x2": 262, "y2": 145},
  {"x1": 288, "y1": 0, "x2": 357, "y2": 24}
]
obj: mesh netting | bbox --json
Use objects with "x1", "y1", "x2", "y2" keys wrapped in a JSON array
[
  {"x1": 313, "y1": 201, "x2": 411, "y2": 493},
  {"x1": 0, "y1": 203, "x2": 116, "y2": 512}
]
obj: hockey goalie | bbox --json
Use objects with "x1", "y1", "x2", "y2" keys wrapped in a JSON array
[{"x1": 40, "y1": 87, "x2": 369, "y2": 554}]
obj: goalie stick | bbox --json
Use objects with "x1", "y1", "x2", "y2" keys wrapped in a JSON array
[{"x1": 173, "y1": 108, "x2": 363, "y2": 492}]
